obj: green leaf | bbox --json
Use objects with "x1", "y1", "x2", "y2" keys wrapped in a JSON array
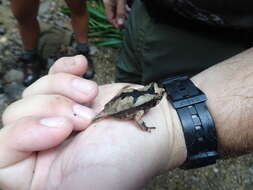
[
  {"x1": 61, "y1": 0, "x2": 123, "y2": 48},
  {"x1": 97, "y1": 39, "x2": 122, "y2": 46}
]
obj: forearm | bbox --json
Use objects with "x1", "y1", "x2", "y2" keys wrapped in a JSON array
[
  {"x1": 191, "y1": 48, "x2": 253, "y2": 157},
  {"x1": 163, "y1": 48, "x2": 253, "y2": 172},
  {"x1": 48, "y1": 48, "x2": 253, "y2": 190}
]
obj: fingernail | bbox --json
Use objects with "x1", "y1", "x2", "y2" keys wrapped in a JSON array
[
  {"x1": 73, "y1": 104, "x2": 95, "y2": 121},
  {"x1": 117, "y1": 18, "x2": 124, "y2": 25},
  {"x1": 40, "y1": 117, "x2": 66, "y2": 127},
  {"x1": 72, "y1": 79, "x2": 95, "y2": 95},
  {"x1": 74, "y1": 55, "x2": 86, "y2": 66}
]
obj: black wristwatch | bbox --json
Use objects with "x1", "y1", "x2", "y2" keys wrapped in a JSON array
[{"x1": 161, "y1": 76, "x2": 219, "y2": 169}]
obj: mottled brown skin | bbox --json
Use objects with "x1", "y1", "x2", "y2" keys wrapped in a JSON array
[{"x1": 93, "y1": 83, "x2": 165, "y2": 132}]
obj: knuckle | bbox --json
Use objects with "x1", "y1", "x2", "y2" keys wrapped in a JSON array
[
  {"x1": 55, "y1": 57, "x2": 68, "y2": 66},
  {"x1": 50, "y1": 94, "x2": 69, "y2": 104},
  {"x1": 44, "y1": 74, "x2": 55, "y2": 90},
  {"x1": 2, "y1": 102, "x2": 16, "y2": 124},
  {"x1": 48, "y1": 95, "x2": 72, "y2": 110},
  {"x1": 46, "y1": 73, "x2": 68, "y2": 90},
  {"x1": 53, "y1": 72, "x2": 67, "y2": 79}
]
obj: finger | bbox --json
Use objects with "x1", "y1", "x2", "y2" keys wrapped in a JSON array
[
  {"x1": 23, "y1": 73, "x2": 98, "y2": 104},
  {"x1": 103, "y1": 0, "x2": 117, "y2": 27},
  {"x1": 125, "y1": 4, "x2": 131, "y2": 19},
  {"x1": 125, "y1": 4, "x2": 131, "y2": 13},
  {"x1": 2, "y1": 95, "x2": 96, "y2": 130},
  {"x1": 49, "y1": 55, "x2": 88, "y2": 76},
  {"x1": 0, "y1": 116, "x2": 73, "y2": 168},
  {"x1": 116, "y1": 0, "x2": 126, "y2": 28}
]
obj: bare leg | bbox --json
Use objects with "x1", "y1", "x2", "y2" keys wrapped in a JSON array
[
  {"x1": 64, "y1": 0, "x2": 89, "y2": 43},
  {"x1": 64, "y1": 0, "x2": 95, "y2": 79},
  {"x1": 10, "y1": 0, "x2": 40, "y2": 50},
  {"x1": 134, "y1": 110, "x2": 156, "y2": 132}
]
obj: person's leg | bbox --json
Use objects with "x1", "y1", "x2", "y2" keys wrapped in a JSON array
[
  {"x1": 116, "y1": 0, "x2": 249, "y2": 84},
  {"x1": 115, "y1": 0, "x2": 146, "y2": 84},
  {"x1": 64, "y1": 0, "x2": 94, "y2": 79},
  {"x1": 140, "y1": 12, "x2": 249, "y2": 83},
  {"x1": 64, "y1": 0, "x2": 88, "y2": 44},
  {"x1": 10, "y1": 0, "x2": 40, "y2": 50},
  {"x1": 10, "y1": 0, "x2": 45, "y2": 86}
]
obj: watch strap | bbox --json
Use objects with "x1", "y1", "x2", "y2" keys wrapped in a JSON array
[{"x1": 162, "y1": 76, "x2": 219, "y2": 169}]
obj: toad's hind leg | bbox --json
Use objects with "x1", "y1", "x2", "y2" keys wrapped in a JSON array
[{"x1": 134, "y1": 110, "x2": 156, "y2": 132}]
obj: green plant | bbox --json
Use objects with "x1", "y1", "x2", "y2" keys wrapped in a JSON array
[{"x1": 61, "y1": 0, "x2": 123, "y2": 48}]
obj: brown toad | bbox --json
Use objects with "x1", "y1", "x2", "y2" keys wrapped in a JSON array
[{"x1": 93, "y1": 83, "x2": 165, "y2": 132}]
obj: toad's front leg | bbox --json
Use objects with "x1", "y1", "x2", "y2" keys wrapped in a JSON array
[{"x1": 134, "y1": 110, "x2": 156, "y2": 132}]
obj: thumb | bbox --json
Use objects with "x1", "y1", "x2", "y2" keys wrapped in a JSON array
[{"x1": 0, "y1": 116, "x2": 73, "y2": 168}]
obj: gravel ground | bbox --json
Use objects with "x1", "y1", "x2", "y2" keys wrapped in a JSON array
[{"x1": 0, "y1": 0, "x2": 252, "y2": 189}]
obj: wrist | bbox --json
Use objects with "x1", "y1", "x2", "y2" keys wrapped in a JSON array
[{"x1": 158, "y1": 95, "x2": 187, "y2": 170}]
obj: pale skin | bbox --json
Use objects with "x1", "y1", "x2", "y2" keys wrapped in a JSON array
[{"x1": 1, "y1": 48, "x2": 253, "y2": 189}]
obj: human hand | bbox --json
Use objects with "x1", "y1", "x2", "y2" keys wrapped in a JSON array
[
  {"x1": 103, "y1": 0, "x2": 128, "y2": 28},
  {"x1": 0, "y1": 55, "x2": 186, "y2": 190},
  {"x1": 0, "y1": 55, "x2": 98, "y2": 190}
]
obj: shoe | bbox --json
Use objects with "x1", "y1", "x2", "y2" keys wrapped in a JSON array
[
  {"x1": 83, "y1": 55, "x2": 95, "y2": 79},
  {"x1": 19, "y1": 53, "x2": 45, "y2": 86},
  {"x1": 74, "y1": 43, "x2": 95, "y2": 79}
]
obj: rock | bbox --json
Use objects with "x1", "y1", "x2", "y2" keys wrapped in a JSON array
[
  {"x1": 89, "y1": 45, "x2": 99, "y2": 55},
  {"x1": 0, "y1": 82, "x2": 4, "y2": 94},
  {"x1": 39, "y1": 1, "x2": 51, "y2": 15},
  {"x1": 4, "y1": 82, "x2": 24, "y2": 101},
  {"x1": 0, "y1": 36, "x2": 7, "y2": 43},
  {"x1": 0, "y1": 94, "x2": 8, "y2": 104},
  {"x1": 244, "y1": 176, "x2": 253, "y2": 184},
  {"x1": 191, "y1": 176, "x2": 200, "y2": 182},
  {"x1": 213, "y1": 167, "x2": 219, "y2": 173},
  {"x1": 47, "y1": 58, "x2": 55, "y2": 68},
  {"x1": 0, "y1": 94, "x2": 9, "y2": 115},
  {"x1": 0, "y1": 59, "x2": 3, "y2": 71},
  {"x1": 249, "y1": 166, "x2": 253, "y2": 174},
  {"x1": 1, "y1": 58, "x2": 16, "y2": 71},
  {"x1": 4, "y1": 69, "x2": 24, "y2": 83},
  {"x1": 38, "y1": 24, "x2": 72, "y2": 59},
  {"x1": 0, "y1": 26, "x2": 5, "y2": 35}
]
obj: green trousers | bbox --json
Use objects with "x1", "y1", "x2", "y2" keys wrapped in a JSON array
[{"x1": 115, "y1": 0, "x2": 249, "y2": 84}]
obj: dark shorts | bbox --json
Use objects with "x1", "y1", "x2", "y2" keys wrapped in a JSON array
[{"x1": 115, "y1": 0, "x2": 249, "y2": 84}]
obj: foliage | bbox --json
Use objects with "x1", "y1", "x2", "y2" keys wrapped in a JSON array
[{"x1": 61, "y1": 0, "x2": 123, "y2": 48}]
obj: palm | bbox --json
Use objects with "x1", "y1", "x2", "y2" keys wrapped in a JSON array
[
  {"x1": 34, "y1": 120, "x2": 139, "y2": 189},
  {"x1": 1, "y1": 84, "x2": 168, "y2": 189},
  {"x1": 27, "y1": 84, "x2": 129, "y2": 188}
]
